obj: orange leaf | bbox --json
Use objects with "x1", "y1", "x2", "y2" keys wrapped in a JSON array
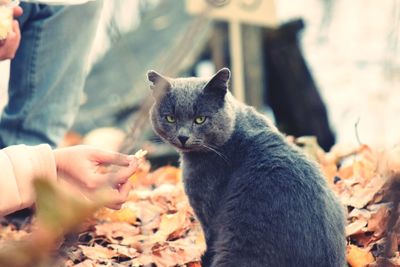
[
  {"x1": 338, "y1": 164, "x2": 354, "y2": 180},
  {"x1": 129, "y1": 162, "x2": 151, "y2": 186},
  {"x1": 187, "y1": 262, "x2": 202, "y2": 267},
  {"x1": 108, "y1": 208, "x2": 137, "y2": 224},
  {"x1": 95, "y1": 222, "x2": 140, "y2": 242},
  {"x1": 346, "y1": 245, "x2": 374, "y2": 267},
  {"x1": 151, "y1": 210, "x2": 188, "y2": 243},
  {"x1": 79, "y1": 244, "x2": 115, "y2": 260},
  {"x1": 151, "y1": 166, "x2": 182, "y2": 185}
]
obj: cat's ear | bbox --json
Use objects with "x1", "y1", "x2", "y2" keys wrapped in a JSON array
[
  {"x1": 147, "y1": 70, "x2": 171, "y2": 97},
  {"x1": 204, "y1": 68, "x2": 231, "y2": 96}
]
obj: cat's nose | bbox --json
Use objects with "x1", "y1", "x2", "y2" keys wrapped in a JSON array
[{"x1": 178, "y1": 135, "x2": 189, "y2": 145}]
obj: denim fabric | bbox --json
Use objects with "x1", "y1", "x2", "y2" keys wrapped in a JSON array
[{"x1": 0, "y1": 1, "x2": 103, "y2": 148}]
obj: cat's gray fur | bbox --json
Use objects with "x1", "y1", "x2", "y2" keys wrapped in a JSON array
[{"x1": 148, "y1": 68, "x2": 346, "y2": 267}]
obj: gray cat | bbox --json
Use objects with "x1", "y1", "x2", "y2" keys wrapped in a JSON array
[{"x1": 148, "y1": 68, "x2": 346, "y2": 267}]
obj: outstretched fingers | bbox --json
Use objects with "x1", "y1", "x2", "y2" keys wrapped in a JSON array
[{"x1": 94, "y1": 149, "x2": 131, "y2": 166}]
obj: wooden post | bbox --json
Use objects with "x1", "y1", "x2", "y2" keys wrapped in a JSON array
[
  {"x1": 243, "y1": 24, "x2": 266, "y2": 108},
  {"x1": 209, "y1": 22, "x2": 228, "y2": 70},
  {"x1": 229, "y1": 20, "x2": 245, "y2": 102},
  {"x1": 186, "y1": 0, "x2": 277, "y2": 103}
]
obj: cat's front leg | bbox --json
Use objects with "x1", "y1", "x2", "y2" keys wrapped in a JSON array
[
  {"x1": 201, "y1": 249, "x2": 214, "y2": 267},
  {"x1": 200, "y1": 226, "x2": 216, "y2": 267}
]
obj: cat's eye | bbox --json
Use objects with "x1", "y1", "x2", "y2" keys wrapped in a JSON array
[
  {"x1": 194, "y1": 116, "x2": 206, "y2": 125},
  {"x1": 165, "y1": 115, "x2": 176, "y2": 123}
]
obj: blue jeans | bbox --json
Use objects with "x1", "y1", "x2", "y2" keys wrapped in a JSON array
[{"x1": 0, "y1": 1, "x2": 103, "y2": 148}]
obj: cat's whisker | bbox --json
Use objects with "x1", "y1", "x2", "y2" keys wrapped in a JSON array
[
  {"x1": 200, "y1": 144, "x2": 229, "y2": 164},
  {"x1": 191, "y1": 140, "x2": 202, "y2": 146}
]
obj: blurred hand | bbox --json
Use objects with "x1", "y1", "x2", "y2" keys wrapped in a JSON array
[
  {"x1": 54, "y1": 145, "x2": 139, "y2": 209},
  {"x1": 12, "y1": 6, "x2": 23, "y2": 17},
  {"x1": 0, "y1": 6, "x2": 23, "y2": 60}
]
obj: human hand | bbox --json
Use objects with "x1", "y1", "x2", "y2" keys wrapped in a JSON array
[
  {"x1": 54, "y1": 145, "x2": 140, "y2": 209},
  {"x1": 0, "y1": 6, "x2": 22, "y2": 60}
]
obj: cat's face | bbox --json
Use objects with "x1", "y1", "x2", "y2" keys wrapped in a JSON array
[{"x1": 148, "y1": 68, "x2": 236, "y2": 153}]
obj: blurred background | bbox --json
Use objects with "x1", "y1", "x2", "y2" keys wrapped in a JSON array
[{"x1": 1, "y1": 0, "x2": 400, "y2": 166}]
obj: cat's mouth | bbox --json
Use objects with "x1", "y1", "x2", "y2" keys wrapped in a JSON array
[
  {"x1": 172, "y1": 142, "x2": 201, "y2": 153},
  {"x1": 167, "y1": 138, "x2": 203, "y2": 153},
  {"x1": 174, "y1": 144, "x2": 194, "y2": 152}
]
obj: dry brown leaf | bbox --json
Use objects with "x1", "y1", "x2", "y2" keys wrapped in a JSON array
[
  {"x1": 321, "y1": 161, "x2": 338, "y2": 184},
  {"x1": 347, "y1": 244, "x2": 375, "y2": 267},
  {"x1": 168, "y1": 238, "x2": 204, "y2": 262},
  {"x1": 118, "y1": 234, "x2": 150, "y2": 248},
  {"x1": 108, "y1": 207, "x2": 137, "y2": 224},
  {"x1": 130, "y1": 165, "x2": 180, "y2": 188},
  {"x1": 133, "y1": 253, "x2": 155, "y2": 266},
  {"x1": 94, "y1": 206, "x2": 137, "y2": 225},
  {"x1": 107, "y1": 244, "x2": 139, "y2": 258},
  {"x1": 95, "y1": 222, "x2": 140, "y2": 243},
  {"x1": 151, "y1": 209, "x2": 188, "y2": 243},
  {"x1": 389, "y1": 252, "x2": 400, "y2": 265},
  {"x1": 79, "y1": 244, "x2": 116, "y2": 260},
  {"x1": 338, "y1": 164, "x2": 354, "y2": 180},
  {"x1": 129, "y1": 161, "x2": 151, "y2": 187},
  {"x1": 152, "y1": 244, "x2": 186, "y2": 267},
  {"x1": 71, "y1": 259, "x2": 96, "y2": 267},
  {"x1": 348, "y1": 208, "x2": 372, "y2": 221},
  {"x1": 346, "y1": 219, "x2": 368, "y2": 237},
  {"x1": 351, "y1": 233, "x2": 376, "y2": 247},
  {"x1": 367, "y1": 204, "x2": 390, "y2": 238},
  {"x1": 151, "y1": 166, "x2": 182, "y2": 185},
  {"x1": 124, "y1": 201, "x2": 163, "y2": 230},
  {"x1": 343, "y1": 175, "x2": 387, "y2": 208}
]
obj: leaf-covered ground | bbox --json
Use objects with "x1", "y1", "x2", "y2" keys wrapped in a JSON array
[{"x1": 1, "y1": 137, "x2": 400, "y2": 267}]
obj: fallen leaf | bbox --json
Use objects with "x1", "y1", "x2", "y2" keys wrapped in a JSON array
[
  {"x1": 79, "y1": 244, "x2": 116, "y2": 260},
  {"x1": 347, "y1": 244, "x2": 375, "y2": 267},
  {"x1": 108, "y1": 207, "x2": 137, "y2": 224},
  {"x1": 346, "y1": 219, "x2": 368, "y2": 237},
  {"x1": 151, "y1": 209, "x2": 188, "y2": 243},
  {"x1": 150, "y1": 166, "x2": 182, "y2": 185},
  {"x1": 71, "y1": 259, "x2": 96, "y2": 267},
  {"x1": 95, "y1": 222, "x2": 140, "y2": 243},
  {"x1": 107, "y1": 244, "x2": 139, "y2": 258},
  {"x1": 367, "y1": 204, "x2": 390, "y2": 239},
  {"x1": 343, "y1": 175, "x2": 387, "y2": 208}
]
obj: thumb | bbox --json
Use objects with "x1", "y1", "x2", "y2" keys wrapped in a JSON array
[{"x1": 109, "y1": 160, "x2": 139, "y2": 185}]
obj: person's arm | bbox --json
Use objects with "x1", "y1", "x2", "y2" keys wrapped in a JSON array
[
  {"x1": 0, "y1": 144, "x2": 139, "y2": 216},
  {"x1": 0, "y1": 144, "x2": 57, "y2": 216}
]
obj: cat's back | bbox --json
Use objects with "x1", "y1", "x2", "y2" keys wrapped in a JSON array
[
  {"x1": 214, "y1": 106, "x2": 346, "y2": 266},
  {"x1": 228, "y1": 104, "x2": 342, "y2": 218},
  {"x1": 226, "y1": 107, "x2": 331, "y2": 212},
  {"x1": 231, "y1": 104, "x2": 322, "y2": 179}
]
